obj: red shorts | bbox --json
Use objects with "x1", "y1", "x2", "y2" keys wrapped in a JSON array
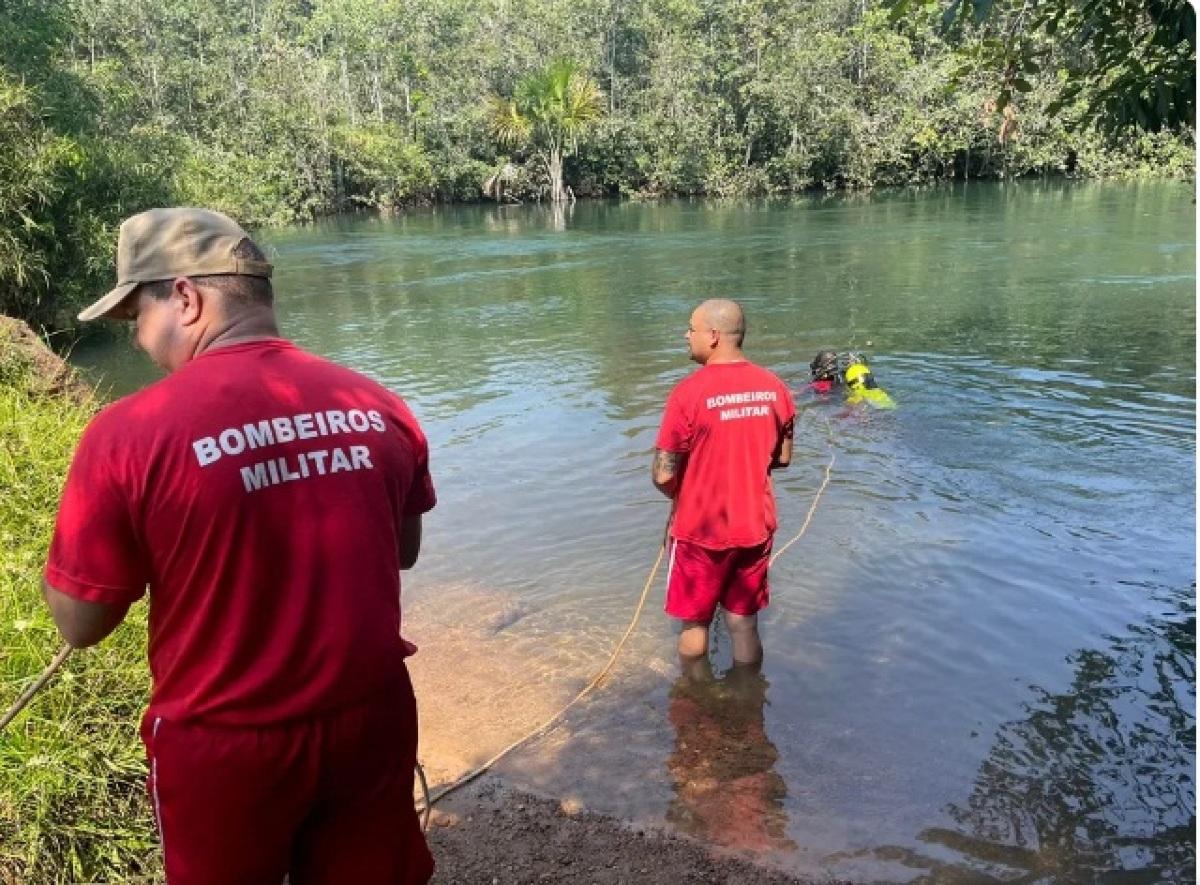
[
  {"x1": 664, "y1": 537, "x2": 773, "y2": 623},
  {"x1": 143, "y1": 664, "x2": 433, "y2": 885}
]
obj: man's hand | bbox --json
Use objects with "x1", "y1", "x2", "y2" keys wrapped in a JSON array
[
  {"x1": 42, "y1": 580, "x2": 130, "y2": 648},
  {"x1": 652, "y1": 449, "x2": 681, "y2": 498}
]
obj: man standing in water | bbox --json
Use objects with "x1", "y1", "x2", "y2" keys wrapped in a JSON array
[
  {"x1": 41, "y1": 208, "x2": 435, "y2": 884},
  {"x1": 652, "y1": 299, "x2": 795, "y2": 664}
]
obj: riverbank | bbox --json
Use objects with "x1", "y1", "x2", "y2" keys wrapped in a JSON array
[
  {"x1": 0, "y1": 319, "x2": 160, "y2": 883},
  {"x1": 426, "y1": 779, "x2": 828, "y2": 884}
]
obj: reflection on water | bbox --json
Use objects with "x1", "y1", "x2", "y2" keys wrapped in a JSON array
[
  {"x1": 927, "y1": 587, "x2": 1196, "y2": 883},
  {"x1": 833, "y1": 586, "x2": 1196, "y2": 883},
  {"x1": 666, "y1": 657, "x2": 794, "y2": 853}
]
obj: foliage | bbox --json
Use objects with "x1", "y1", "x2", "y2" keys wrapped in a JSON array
[
  {"x1": 0, "y1": 324, "x2": 159, "y2": 884},
  {"x1": 889, "y1": 0, "x2": 1195, "y2": 134},
  {"x1": 0, "y1": 0, "x2": 1192, "y2": 332},
  {"x1": 0, "y1": 1, "x2": 171, "y2": 330},
  {"x1": 331, "y1": 123, "x2": 436, "y2": 210},
  {"x1": 486, "y1": 58, "x2": 606, "y2": 201},
  {"x1": 0, "y1": 72, "x2": 172, "y2": 331},
  {"x1": 175, "y1": 141, "x2": 319, "y2": 228}
]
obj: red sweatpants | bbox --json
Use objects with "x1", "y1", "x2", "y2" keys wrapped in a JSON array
[{"x1": 143, "y1": 665, "x2": 433, "y2": 885}]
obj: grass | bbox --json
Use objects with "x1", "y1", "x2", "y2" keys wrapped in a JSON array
[{"x1": 0, "y1": 323, "x2": 161, "y2": 883}]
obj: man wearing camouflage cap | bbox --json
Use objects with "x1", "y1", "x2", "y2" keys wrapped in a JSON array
[{"x1": 42, "y1": 208, "x2": 436, "y2": 884}]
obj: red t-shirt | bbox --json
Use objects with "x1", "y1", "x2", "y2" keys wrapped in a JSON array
[
  {"x1": 655, "y1": 360, "x2": 795, "y2": 549},
  {"x1": 45, "y1": 339, "x2": 436, "y2": 727}
]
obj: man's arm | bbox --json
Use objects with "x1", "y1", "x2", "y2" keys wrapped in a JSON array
[
  {"x1": 42, "y1": 580, "x2": 131, "y2": 648},
  {"x1": 399, "y1": 514, "x2": 422, "y2": 570},
  {"x1": 770, "y1": 418, "x2": 795, "y2": 471},
  {"x1": 652, "y1": 449, "x2": 681, "y2": 498}
]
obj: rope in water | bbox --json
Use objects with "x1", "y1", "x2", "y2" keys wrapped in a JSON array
[
  {"x1": 416, "y1": 429, "x2": 838, "y2": 821},
  {"x1": 415, "y1": 540, "x2": 669, "y2": 820},
  {"x1": 771, "y1": 448, "x2": 836, "y2": 566}
]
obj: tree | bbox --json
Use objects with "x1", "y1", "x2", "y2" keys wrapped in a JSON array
[
  {"x1": 0, "y1": 0, "x2": 172, "y2": 329},
  {"x1": 485, "y1": 58, "x2": 605, "y2": 203},
  {"x1": 888, "y1": 0, "x2": 1196, "y2": 135}
]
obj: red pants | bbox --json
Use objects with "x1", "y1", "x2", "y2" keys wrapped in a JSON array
[
  {"x1": 143, "y1": 665, "x2": 433, "y2": 885},
  {"x1": 664, "y1": 537, "x2": 773, "y2": 622}
]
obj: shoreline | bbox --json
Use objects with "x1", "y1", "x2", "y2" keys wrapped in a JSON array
[{"x1": 426, "y1": 778, "x2": 837, "y2": 884}]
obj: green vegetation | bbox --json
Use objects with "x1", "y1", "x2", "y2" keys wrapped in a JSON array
[
  {"x1": 487, "y1": 58, "x2": 606, "y2": 203},
  {"x1": 0, "y1": 322, "x2": 158, "y2": 884},
  {"x1": 889, "y1": 0, "x2": 1195, "y2": 134},
  {"x1": 0, "y1": 2, "x2": 1191, "y2": 876},
  {"x1": 0, "y1": 0, "x2": 1193, "y2": 331}
]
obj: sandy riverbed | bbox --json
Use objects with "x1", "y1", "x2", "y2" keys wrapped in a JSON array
[{"x1": 404, "y1": 586, "x2": 841, "y2": 884}]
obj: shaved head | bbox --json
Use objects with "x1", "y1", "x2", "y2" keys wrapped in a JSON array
[
  {"x1": 684, "y1": 298, "x2": 748, "y2": 365},
  {"x1": 697, "y1": 299, "x2": 745, "y2": 346}
]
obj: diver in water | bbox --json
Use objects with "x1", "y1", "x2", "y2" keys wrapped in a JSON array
[
  {"x1": 803, "y1": 349, "x2": 896, "y2": 410},
  {"x1": 807, "y1": 349, "x2": 842, "y2": 395},
  {"x1": 842, "y1": 352, "x2": 896, "y2": 409}
]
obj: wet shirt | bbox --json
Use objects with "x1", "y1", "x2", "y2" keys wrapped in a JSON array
[
  {"x1": 655, "y1": 361, "x2": 795, "y2": 549},
  {"x1": 45, "y1": 339, "x2": 435, "y2": 726}
]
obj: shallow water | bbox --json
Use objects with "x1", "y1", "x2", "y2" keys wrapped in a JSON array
[{"x1": 72, "y1": 182, "x2": 1196, "y2": 882}]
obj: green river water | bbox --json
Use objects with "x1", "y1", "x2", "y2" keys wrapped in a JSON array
[{"x1": 73, "y1": 181, "x2": 1196, "y2": 882}]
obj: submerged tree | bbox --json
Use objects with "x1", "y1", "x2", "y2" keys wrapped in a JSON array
[{"x1": 485, "y1": 58, "x2": 604, "y2": 203}]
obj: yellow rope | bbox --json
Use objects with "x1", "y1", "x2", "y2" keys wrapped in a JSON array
[{"x1": 771, "y1": 450, "x2": 836, "y2": 566}]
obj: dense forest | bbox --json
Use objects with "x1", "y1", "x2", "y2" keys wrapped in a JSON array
[{"x1": 0, "y1": 0, "x2": 1194, "y2": 330}]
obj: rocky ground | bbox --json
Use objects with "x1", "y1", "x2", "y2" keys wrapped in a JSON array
[{"x1": 425, "y1": 779, "x2": 840, "y2": 885}]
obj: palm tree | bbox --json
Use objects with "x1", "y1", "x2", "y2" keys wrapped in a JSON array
[{"x1": 486, "y1": 59, "x2": 604, "y2": 204}]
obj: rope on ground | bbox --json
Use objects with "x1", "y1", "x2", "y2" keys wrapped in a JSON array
[
  {"x1": 415, "y1": 760, "x2": 432, "y2": 831},
  {"x1": 0, "y1": 642, "x2": 72, "y2": 732}
]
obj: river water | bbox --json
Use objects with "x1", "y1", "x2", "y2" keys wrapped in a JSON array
[{"x1": 72, "y1": 182, "x2": 1196, "y2": 882}]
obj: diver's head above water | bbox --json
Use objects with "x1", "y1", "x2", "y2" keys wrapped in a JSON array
[
  {"x1": 808, "y1": 349, "x2": 841, "y2": 394},
  {"x1": 843, "y1": 354, "x2": 880, "y2": 391},
  {"x1": 843, "y1": 353, "x2": 897, "y2": 409}
]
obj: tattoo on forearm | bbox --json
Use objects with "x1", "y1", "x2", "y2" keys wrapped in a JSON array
[{"x1": 653, "y1": 450, "x2": 678, "y2": 477}]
